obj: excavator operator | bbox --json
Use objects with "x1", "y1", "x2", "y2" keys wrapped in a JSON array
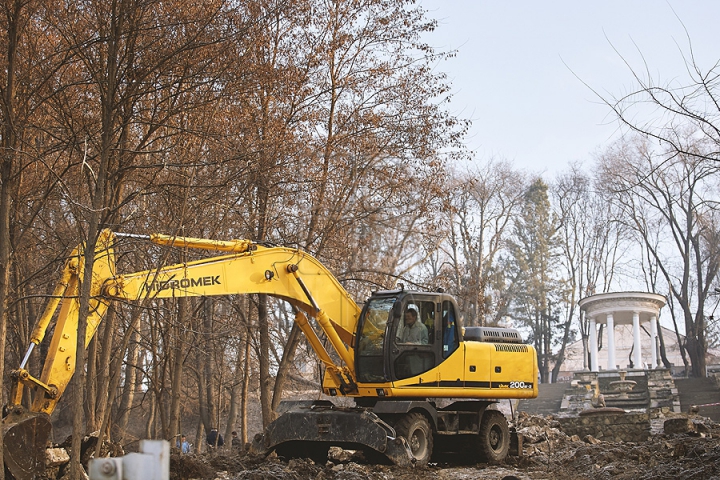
[{"x1": 397, "y1": 308, "x2": 428, "y2": 344}]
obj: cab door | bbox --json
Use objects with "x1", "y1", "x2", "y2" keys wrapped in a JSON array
[
  {"x1": 440, "y1": 296, "x2": 460, "y2": 359},
  {"x1": 390, "y1": 294, "x2": 440, "y2": 380}
]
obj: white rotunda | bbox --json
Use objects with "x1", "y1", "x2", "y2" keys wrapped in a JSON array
[{"x1": 578, "y1": 292, "x2": 666, "y2": 372}]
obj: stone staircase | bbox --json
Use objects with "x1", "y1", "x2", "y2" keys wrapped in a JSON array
[
  {"x1": 602, "y1": 391, "x2": 649, "y2": 409},
  {"x1": 517, "y1": 382, "x2": 567, "y2": 415},
  {"x1": 675, "y1": 377, "x2": 720, "y2": 422}
]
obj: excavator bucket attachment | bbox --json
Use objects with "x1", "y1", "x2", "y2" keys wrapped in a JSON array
[{"x1": 2, "y1": 412, "x2": 52, "y2": 480}]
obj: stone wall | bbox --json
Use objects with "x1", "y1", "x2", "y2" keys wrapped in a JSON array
[
  {"x1": 556, "y1": 412, "x2": 651, "y2": 443},
  {"x1": 559, "y1": 382, "x2": 595, "y2": 414},
  {"x1": 647, "y1": 368, "x2": 681, "y2": 412},
  {"x1": 560, "y1": 369, "x2": 681, "y2": 414}
]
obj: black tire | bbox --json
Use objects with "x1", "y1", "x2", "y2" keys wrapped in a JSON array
[
  {"x1": 394, "y1": 412, "x2": 433, "y2": 464},
  {"x1": 478, "y1": 410, "x2": 509, "y2": 463}
]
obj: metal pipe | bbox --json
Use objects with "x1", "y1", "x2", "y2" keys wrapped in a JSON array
[
  {"x1": 287, "y1": 265, "x2": 355, "y2": 377},
  {"x1": 19, "y1": 343, "x2": 35, "y2": 370},
  {"x1": 113, "y1": 232, "x2": 150, "y2": 240}
]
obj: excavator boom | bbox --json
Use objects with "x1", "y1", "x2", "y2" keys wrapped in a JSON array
[
  {"x1": 8, "y1": 231, "x2": 363, "y2": 414},
  {"x1": 106, "y1": 236, "x2": 362, "y2": 392}
]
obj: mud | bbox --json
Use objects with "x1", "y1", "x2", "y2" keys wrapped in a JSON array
[{"x1": 167, "y1": 413, "x2": 720, "y2": 480}]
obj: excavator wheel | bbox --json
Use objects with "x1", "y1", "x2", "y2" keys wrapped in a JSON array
[
  {"x1": 394, "y1": 412, "x2": 433, "y2": 465},
  {"x1": 2, "y1": 412, "x2": 52, "y2": 480},
  {"x1": 477, "y1": 409, "x2": 509, "y2": 463}
]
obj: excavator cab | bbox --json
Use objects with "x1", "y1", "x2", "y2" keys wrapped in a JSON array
[{"x1": 355, "y1": 289, "x2": 461, "y2": 383}]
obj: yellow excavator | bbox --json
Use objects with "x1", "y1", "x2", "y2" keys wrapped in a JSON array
[{"x1": 2, "y1": 230, "x2": 538, "y2": 478}]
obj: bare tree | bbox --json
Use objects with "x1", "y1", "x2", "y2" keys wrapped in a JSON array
[
  {"x1": 0, "y1": 0, "x2": 76, "y2": 473},
  {"x1": 552, "y1": 164, "x2": 626, "y2": 378},
  {"x1": 598, "y1": 136, "x2": 720, "y2": 377},
  {"x1": 219, "y1": 0, "x2": 468, "y2": 426},
  {"x1": 598, "y1": 28, "x2": 720, "y2": 167},
  {"x1": 33, "y1": 1, "x2": 243, "y2": 471},
  {"x1": 437, "y1": 160, "x2": 526, "y2": 326}
]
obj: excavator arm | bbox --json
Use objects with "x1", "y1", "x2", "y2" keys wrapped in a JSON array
[
  {"x1": 3, "y1": 230, "x2": 115, "y2": 479},
  {"x1": 3, "y1": 230, "x2": 362, "y2": 479},
  {"x1": 10, "y1": 231, "x2": 362, "y2": 415}
]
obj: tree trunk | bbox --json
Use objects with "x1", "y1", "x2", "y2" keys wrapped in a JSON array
[
  {"x1": 202, "y1": 299, "x2": 217, "y2": 431},
  {"x1": 0, "y1": 153, "x2": 11, "y2": 480},
  {"x1": 0, "y1": 2, "x2": 26, "y2": 477},
  {"x1": 258, "y1": 293, "x2": 273, "y2": 427},
  {"x1": 195, "y1": 422, "x2": 205, "y2": 454},
  {"x1": 197, "y1": 351, "x2": 210, "y2": 434},
  {"x1": 551, "y1": 307, "x2": 575, "y2": 382},
  {"x1": 168, "y1": 298, "x2": 188, "y2": 439},
  {"x1": 240, "y1": 323, "x2": 251, "y2": 444},
  {"x1": 657, "y1": 323, "x2": 672, "y2": 369},
  {"x1": 145, "y1": 391, "x2": 156, "y2": 439},
  {"x1": 112, "y1": 316, "x2": 141, "y2": 443},
  {"x1": 86, "y1": 335, "x2": 98, "y2": 430},
  {"x1": 224, "y1": 311, "x2": 247, "y2": 444},
  {"x1": 0, "y1": 149, "x2": 13, "y2": 480},
  {"x1": 667, "y1": 303, "x2": 690, "y2": 374},
  {"x1": 94, "y1": 307, "x2": 116, "y2": 432},
  {"x1": 71, "y1": 226, "x2": 104, "y2": 478},
  {"x1": 687, "y1": 335, "x2": 706, "y2": 377},
  {"x1": 271, "y1": 322, "x2": 302, "y2": 414}
]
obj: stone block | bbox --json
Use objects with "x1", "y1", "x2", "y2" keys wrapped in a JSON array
[
  {"x1": 663, "y1": 417, "x2": 695, "y2": 434},
  {"x1": 509, "y1": 432, "x2": 523, "y2": 456},
  {"x1": 46, "y1": 447, "x2": 70, "y2": 467}
]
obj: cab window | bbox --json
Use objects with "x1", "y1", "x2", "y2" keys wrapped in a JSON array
[
  {"x1": 356, "y1": 296, "x2": 394, "y2": 382},
  {"x1": 395, "y1": 300, "x2": 435, "y2": 345}
]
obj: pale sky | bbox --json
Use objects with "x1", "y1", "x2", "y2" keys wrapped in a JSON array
[{"x1": 420, "y1": 1, "x2": 720, "y2": 177}]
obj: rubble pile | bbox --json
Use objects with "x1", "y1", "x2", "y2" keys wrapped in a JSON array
[
  {"x1": 38, "y1": 432, "x2": 124, "y2": 480},
  {"x1": 514, "y1": 411, "x2": 720, "y2": 479},
  {"x1": 31, "y1": 411, "x2": 719, "y2": 479},
  {"x1": 161, "y1": 411, "x2": 720, "y2": 479},
  {"x1": 170, "y1": 455, "x2": 401, "y2": 480},
  {"x1": 513, "y1": 412, "x2": 572, "y2": 457}
]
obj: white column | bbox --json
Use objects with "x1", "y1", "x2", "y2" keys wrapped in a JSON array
[
  {"x1": 589, "y1": 317, "x2": 599, "y2": 372},
  {"x1": 650, "y1": 315, "x2": 658, "y2": 368},
  {"x1": 632, "y1": 311, "x2": 642, "y2": 369},
  {"x1": 607, "y1": 313, "x2": 616, "y2": 370}
]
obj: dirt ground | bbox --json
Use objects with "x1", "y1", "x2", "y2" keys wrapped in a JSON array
[{"x1": 167, "y1": 413, "x2": 720, "y2": 480}]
